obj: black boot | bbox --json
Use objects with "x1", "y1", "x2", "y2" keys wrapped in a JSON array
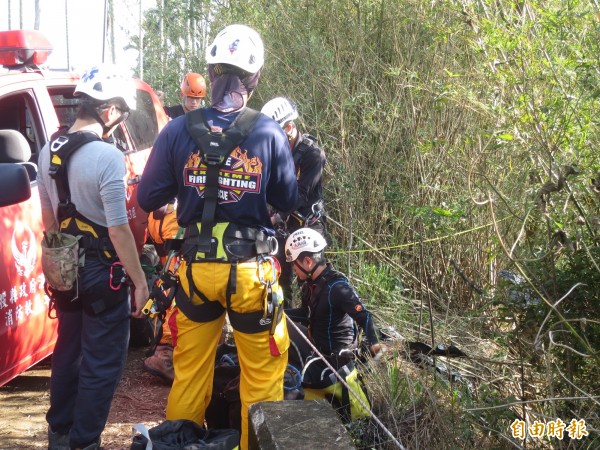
[{"x1": 47, "y1": 426, "x2": 69, "y2": 450}]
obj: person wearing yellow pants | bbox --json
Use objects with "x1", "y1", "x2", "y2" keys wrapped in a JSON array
[
  {"x1": 284, "y1": 228, "x2": 386, "y2": 422},
  {"x1": 303, "y1": 363, "x2": 371, "y2": 421},
  {"x1": 138, "y1": 25, "x2": 299, "y2": 450},
  {"x1": 167, "y1": 259, "x2": 289, "y2": 448}
]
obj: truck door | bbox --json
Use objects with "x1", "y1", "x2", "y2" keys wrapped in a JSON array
[{"x1": 0, "y1": 89, "x2": 56, "y2": 387}]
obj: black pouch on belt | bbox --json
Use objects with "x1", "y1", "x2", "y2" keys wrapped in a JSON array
[{"x1": 82, "y1": 279, "x2": 128, "y2": 316}]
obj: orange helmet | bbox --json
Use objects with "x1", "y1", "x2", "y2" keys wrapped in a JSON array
[{"x1": 180, "y1": 72, "x2": 206, "y2": 98}]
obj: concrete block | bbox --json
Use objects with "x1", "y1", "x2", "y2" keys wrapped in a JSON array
[{"x1": 249, "y1": 399, "x2": 355, "y2": 449}]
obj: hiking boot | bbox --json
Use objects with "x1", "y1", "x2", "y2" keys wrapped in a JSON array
[
  {"x1": 48, "y1": 426, "x2": 69, "y2": 450},
  {"x1": 143, "y1": 345, "x2": 174, "y2": 384},
  {"x1": 73, "y1": 436, "x2": 101, "y2": 450}
]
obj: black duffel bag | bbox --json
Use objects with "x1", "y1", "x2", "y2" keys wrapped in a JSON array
[{"x1": 131, "y1": 419, "x2": 239, "y2": 450}]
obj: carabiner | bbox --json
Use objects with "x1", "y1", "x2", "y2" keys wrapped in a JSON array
[
  {"x1": 163, "y1": 251, "x2": 182, "y2": 274},
  {"x1": 109, "y1": 262, "x2": 126, "y2": 291},
  {"x1": 257, "y1": 254, "x2": 276, "y2": 286},
  {"x1": 267, "y1": 235, "x2": 278, "y2": 256},
  {"x1": 311, "y1": 201, "x2": 323, "y2": 218},
  {"x1": 306, "y1": 202, "x2": 323, "y2": 226}
]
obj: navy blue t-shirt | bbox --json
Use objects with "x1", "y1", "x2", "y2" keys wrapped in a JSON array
[{"x1": 138, "y1": 107, "x2": 298, "y2": 229}]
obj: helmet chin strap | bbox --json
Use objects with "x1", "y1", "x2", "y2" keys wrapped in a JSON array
[
  {"x1": 294, "y1": 258, "x2": 325, "y2": 279},
  {"x1": 88, "y1": 107, "x2": 113, "y2": 135},
  {"x1": 89, "y1": 104, "x2": 128, "y2": 136}
]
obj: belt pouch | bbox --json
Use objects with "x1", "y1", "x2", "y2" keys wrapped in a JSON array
[{"x1": 82, "y1": 281, "x2": 128, "y2": 316}]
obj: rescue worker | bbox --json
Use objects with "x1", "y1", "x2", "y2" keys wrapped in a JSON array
[
  {"x1": 38, "y1": 64, "x2": 149, "y2": 450},
  {"x1": 163, "y1": 72, "x2": 207, "y2": 119},
  {"x1": 142, "y1": 199, "x2": 180, "y2": 384},
  {"x1": 284, "y1": 228, "x2": 385, "y2": 422},
  {"x1": 137, "y1": 24, "x2": 298, "y2": 449},
  {"x1": 261, "y1": 97, "x2": 327, "y2": 306}
]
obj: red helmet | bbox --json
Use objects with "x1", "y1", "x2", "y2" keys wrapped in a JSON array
[{"x1": 180, "y1": 72, "x2": 206, "y2": 98}]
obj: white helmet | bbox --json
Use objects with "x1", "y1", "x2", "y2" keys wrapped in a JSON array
[
  {"x1": 206, "y1": 24, "x2": 264, "y2": 74},
  {"x1": 285, "y1": 228, "x2": 327, "y2": 262},
  {"x1": 74, "y1": 64, "x2": 137, "y2": 111},
  {"x1": 261, "y1": 97, "x2": 298, "y2": 128}
]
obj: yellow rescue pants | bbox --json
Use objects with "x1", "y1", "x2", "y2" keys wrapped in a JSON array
[
  {"x1": 303, "y1": 367, "x2": 371, "y2": 421},
  {"x1": 166, "y1": 259, "x2": 289, "y2": 450}
]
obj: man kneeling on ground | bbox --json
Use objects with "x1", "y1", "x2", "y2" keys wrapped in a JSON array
[{"x1": 284, "y1": 228, "x2": 385, "y2": 421}]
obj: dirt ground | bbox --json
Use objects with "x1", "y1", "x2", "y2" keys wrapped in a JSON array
[{"x1": 0, "y1": 346, "x2": 171, "y2": 450}]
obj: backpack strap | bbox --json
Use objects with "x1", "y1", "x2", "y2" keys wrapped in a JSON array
[
  {"x1": 292, "y1": 133, "x2": 317, "y2": 167},
  {"x1": 48, "y1": 131, "x2": 102, "y2": 223},
  {"x1": 184, "y1": 107, "x2": 261, "y2": 254}
]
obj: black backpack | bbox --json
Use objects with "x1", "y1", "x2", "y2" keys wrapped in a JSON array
[
  {"x1": 203, "y1": 341, "x2": 305, "y2": 433},
  {"x1": 205, "y1": 344, "x2": 242, "y2": 431}
]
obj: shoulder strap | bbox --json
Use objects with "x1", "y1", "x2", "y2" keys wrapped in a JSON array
[
  {"x1": 293, "y1": 134, "x2": 317, "y2": 166},
  {"x1": 302, "y1": 133, "x2": 318, "y2": 147},
  {"x1": 185, "y1": 107, "x2": 261, "y2": 165},
  {"x1": 185, "y1": 108, "x2": 261, "y2": 253},
  {"x1": 48, "y1": 131, "x2": 102, "y2": 223},
  {"x1": 292, "y1": 145, "x2": 303, "y2": 167}
]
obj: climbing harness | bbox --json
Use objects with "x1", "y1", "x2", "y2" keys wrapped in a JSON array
[
  {"x1": 43, "y1": 130, "x2": 126, "y2": 311},
  {"x1": 143, "y1": 225, "x2": 185, "y2": 318},
  {"x1": 287, "y1": 200, "x2": 325, "y2": 231},
  {"x1": 184, "y1": 107, "x2": 261, "y2": 254},
  {"x1": 142, "y1": 251, "x2": 181, "y2": 317},
  {"x1": 142, "y1": 228, "x2": 184, "y2": 352},
  {"x1": 48, "y1": 130, "x2": 119, "y2": 262},
  {"x1": 169, "y1": 108, "x2": 284, "y2": 336}
]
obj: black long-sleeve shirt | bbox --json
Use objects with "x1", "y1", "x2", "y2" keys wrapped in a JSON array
[
  {"x1": 286, "y1": 264, "x2": 380, "y2": 354},
  {"x1": 290, "y1": 133, "x2": 326, "y2": 216}
]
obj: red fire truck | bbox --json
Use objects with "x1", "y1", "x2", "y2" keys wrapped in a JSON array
[{"x1": 0, "y1": 30, "x2": 168, "y2": 386}]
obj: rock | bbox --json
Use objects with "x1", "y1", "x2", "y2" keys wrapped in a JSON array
[{"x1": 249, "y1": 399, "x2": 355, "y2": 449}]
